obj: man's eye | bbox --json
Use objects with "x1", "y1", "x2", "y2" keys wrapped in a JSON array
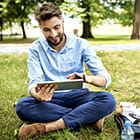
[
  {"x1": 43, "y1": 28, "x2": 49, "y2": 32},
  {"x1": 55, "y1": 25, "x2": 60, "y2": 29}
]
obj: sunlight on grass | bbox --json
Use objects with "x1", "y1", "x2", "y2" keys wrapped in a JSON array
[{"x1": 0, "y1": 50, "x2": 140, "y2": 140}]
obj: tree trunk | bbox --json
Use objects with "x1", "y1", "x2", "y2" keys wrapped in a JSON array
[
  {"x1": 0, "y1": 1, "x2": 3, "y2": 41},
  {"x1": 21, "y1": 21, "x2": 27, "y2": 39},
  {"x1": 80, "y1": 1, "x2": 94, "y2": 39},
  {"x1": 131, "y1": 0, "x2": 140, "y2": 40},
  {"x1": 9, "y1": 22, "x2": 13, "y2": 35},
  {"x1": 81, "y1": 19, "x2": 94, "y2": 39},
  {"x1": 0, "y1": 18, "x2": 3, "y2": 41}
]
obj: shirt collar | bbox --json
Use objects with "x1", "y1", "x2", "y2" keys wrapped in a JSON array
[
  {"x1": 40, "y1": 33, "x2": 73, "y2": 52},
  {"x1": 64, "y1": 33, "x2": 73, "y2": 48}
]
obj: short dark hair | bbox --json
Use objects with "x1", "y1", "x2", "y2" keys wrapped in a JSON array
[{"x1": 35, "y1": 2, "x2": 62, "y2": 23}]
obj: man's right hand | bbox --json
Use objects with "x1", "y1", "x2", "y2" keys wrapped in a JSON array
[{"x1": 30, "y1": 84, "x2": 58, "y2": 101}]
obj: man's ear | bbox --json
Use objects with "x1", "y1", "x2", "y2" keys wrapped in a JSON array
[{"x1": 39, "y1": 21, "x2": 43, "y2": 28}]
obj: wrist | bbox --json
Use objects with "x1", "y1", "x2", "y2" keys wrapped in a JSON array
[
  {"x1": 85, "y1": 75, "x2": 94, "y2": 84},
  {"x1": 28, "y1": 84, "x2": 37, "y2": 94},
  {"x1": 30, "y1": 87, "x2": 37, "y2": 97}
]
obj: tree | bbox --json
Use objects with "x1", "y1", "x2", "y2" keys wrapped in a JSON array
[
  {"x1": 79, "y1": 0, "x2": 116, "y2": 38},
  {"x1": 105, "y1": 0, "x2": 140, "y2": 40},
  {"x1": 5, "y1": 0, "x2": 64, "y2": 39},
  {"x1": 0, "y1": 0, "x2": 4, "y2": 41},
  {"x1": 61, "y1": 0, "x2": 116, "y2": 39},
  {"x1": 0, "y1": 0, "x2": 39, "y2": 39},
  {"x1": 131, "y1": 0, "x2": 140, "y2": 39},
  {"x1": 6, "y1": 0, "x2": 38, "y2": 39},
  {"x1": 78, "y1": 0, "x2": 93, "y2": 38}
]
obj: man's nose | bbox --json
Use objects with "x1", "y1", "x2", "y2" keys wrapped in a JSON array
[{"x1": 50, "y1": 29, "x2": 57, "y2": 37}]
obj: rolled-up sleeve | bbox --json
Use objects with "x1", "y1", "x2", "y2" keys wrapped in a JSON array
[{"x1": 83, "y1": 44, "x2": 111, "y2": 88}]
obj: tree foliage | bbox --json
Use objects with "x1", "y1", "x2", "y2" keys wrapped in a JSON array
[
  {"x1": 105, "y1": 0, "x2": 140, "y2": 39},
  {"x1": 0, "y1": 0, "x2": 65, "y2": 40},
  {"x1": 104, "y1": 0, "x2": 134, "y2": 26},
  {"x1": 0, "y1": 0, "x2": 139, "y2": 40},
  {"x1": 61, "y1": 0, "x2": 116, "y2": 38},
  {"x1": 0, "y1": 0, "x2": 38, "y2": 39}
]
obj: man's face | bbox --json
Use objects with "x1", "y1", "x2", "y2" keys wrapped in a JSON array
[{"x1": 40, "y1": 16, "x2": 64, "y2": 47}]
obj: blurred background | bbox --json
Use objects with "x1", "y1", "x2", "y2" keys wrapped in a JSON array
[{"x1": 0, "y1": 0, "x2": 140, "y2": 40}]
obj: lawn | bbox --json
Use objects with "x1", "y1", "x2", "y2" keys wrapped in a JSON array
[{"x1": 0, "y1": 49, "x2": 140, "y2": 140}]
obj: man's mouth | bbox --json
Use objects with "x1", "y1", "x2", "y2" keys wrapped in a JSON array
[{"x1": 51, "y1": 36, "x2": 60, "y2": 42}]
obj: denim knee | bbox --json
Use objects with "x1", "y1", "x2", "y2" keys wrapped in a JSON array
[
  {"x1": 106, "y1": 92, "x2": 117, "y2": 112},
  {"x1": 16, "y1": 96, "x2": 33, "y2": 121}
]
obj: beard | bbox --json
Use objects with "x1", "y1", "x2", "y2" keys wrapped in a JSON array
[{"x1": 47, "y1": 32, "x2": 65, "y2": 47}]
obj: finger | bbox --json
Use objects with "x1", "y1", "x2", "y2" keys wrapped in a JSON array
[
  {"x1": 36, "y1": 92, "x2": 49, "y2": 102},
  {"x1": 35, "y1": 94, "x2": 42, "y2": 101},
  {"x1": 43, "y1": 84, "x2": 49, "y2": 89},
  {"x1": 67, "y1": 73, "x2": 77, "y2": 79},
  {"x1": 41, "y1": 84, "x2": 49, "y2": 93},
  {"x1": 47, "y1": 84, "x2": 57, "y2": 93},
  {"x1": 35, "y1": 85, "x2": 41, "y2": 93},
  {"x1": 43, "y1": 84, "x2": 54, "y2": 93},
  {"x1": 47, "y1": 84, "x2": 57, "y2": 96},
  {"x1": 40, "y1": 84, "x2": 57, "y2": 101},
  {"x1": 54, "y1": 84, "x2": 58, "y2": 90},
  {"x1": 41, "y1": 84, "x2": 56, "y2": 96},
  {"x1": 66, "y1": 74, "x2": 74, "y2": 79},
  {"x1": 73, "y1": 72, "x2": 83, "y2": 79}
]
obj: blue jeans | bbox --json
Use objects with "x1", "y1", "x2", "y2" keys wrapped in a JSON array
[{"x1": 16, "y1": 88, "x2": 116, "y2": 129}]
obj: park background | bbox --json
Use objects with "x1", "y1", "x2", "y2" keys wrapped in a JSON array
[{"x1": 0, "y1": 0, "x2": 140, "y2": 140}]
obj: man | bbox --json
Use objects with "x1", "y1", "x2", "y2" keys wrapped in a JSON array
[{"x1": 16, "y1": 2, "x2": 116, "y2": 140}]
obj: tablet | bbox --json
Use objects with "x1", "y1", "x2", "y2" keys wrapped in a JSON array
[{"x1": 37, "y1": 79, "x2": 84, "y2": 91}]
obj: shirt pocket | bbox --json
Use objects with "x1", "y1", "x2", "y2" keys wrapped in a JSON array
[{"x1": 60, "y1": 59, "x2": 81, "y2": 73}]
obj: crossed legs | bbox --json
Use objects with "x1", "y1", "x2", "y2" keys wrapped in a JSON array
[{"x1": 16, "y1": 89, "x2": 116, "y2": 139}]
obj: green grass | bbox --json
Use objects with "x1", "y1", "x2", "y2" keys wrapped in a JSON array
[
  {"x1": 0, "y1": 35, "x2": 140, "y2": 45},
  {"x1": 0, "y1": 50, "x2": 140, "y2": 140},
  {"x1": 88, "y1": 35, "x2": 140, "y2": 45}
]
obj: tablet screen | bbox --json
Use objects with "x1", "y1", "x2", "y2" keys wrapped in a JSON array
[{"x1": 37, "y1": 79, "x2": 84, "y2": 91}]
